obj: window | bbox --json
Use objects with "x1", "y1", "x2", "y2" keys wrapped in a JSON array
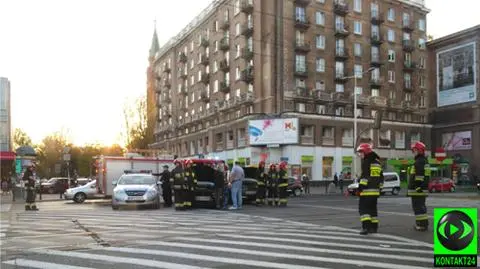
[
  {"x1": 295, "y1": 55, "x2": 306, "y2": 72},
  {"x1": 420, "y1": 95, "x2": 425, "y2": 107},
  {"x1": 354, "y1": 0, "x2": 362, "y2": 12},
  {"x1": 355, "y1": 86, "x2": 362, "y2": 95},
  {"x1": 404, "y1": 92, "x2": 412, "y2": 101},
  {"x1": 371, "y1": 46, "x2": 379, "y2": 60},
  {"x1": 388, "y1": 49, "x2": 395, "y2": 62},
  {"x1": 198, "y1": 70, "x2": 202, "y2": 81},
  {"x1": 190, "y1": 75, "x2": 195, "y2": 85},
  {"x1": 335, "y1": 84, "x2": 344, "y2": 93},
  {"x1": 387, "y1": 8, "x2": 395, "y2": 21},
  {"x1": 378, "y1": 130, "x2": 391, "y2": 148},
  {"x1": 354, "y1": 64, "x2": 363, "y2": 77},
  {"x1": 354, "y1": 43, "x2": 362, "y2": 56},
  {"x1": 356, "y1": 108, "x2": 363, "y2": 118},
  {"x1": 371, "y1": 3, "x2": 378, "y2": 14},
  {"x1": 335, "y1": 16, "x2": 345, "y2": 30},
  {"x1": 403, "y1": 32, "x2": 411, "y2": 41},
  {"x1": 389, "y1": 90, "x2": 395, "y2": 99},
  {"x1": 387, "y1": 29, "x2": 395, "y2": 42},
  {"x1": 371, "y1": 109, "x2": 377, "y2": 118},
  {"x1": 296, "y1": 30, "x2": 305, "y2": 44},
  {"x1": 402, "y1": 13, "x2": 410, "y2": 26},
  {"x1": 248, "y1": 84, "x2": 253, "y2": 92},
  {"x1": 388, "y1": 71, "x2": 395, "y2": 82},
  {"x1": 371, "y1": 89, "x2": 379, "y2": 97},
  {"x1": 335, "y1": 61, "x2": 344, "y2": 75},
  {"x1": 235, "y1": 23, "x2": 240, "y2": 36},
  {"x1": 296, "y1": 103, "x2": 306, "y2": 112},
  {"x1": 316, "y1": 81, "x2": 325, "y2": 91},
  {"x1": 316, "y1": 0, "x2": 325, "y2": 3},
  {"x1": 295, "y1": 7, "x2": 306, "y2": 21},
  {"x1": 317, "y1": 105, "x2": 326, "y2": 114},
  {"x1": 247, "y1": 37, "x2": 253, "y2": 50},
  {"x1": 235, "y1": 67, "x2": 240, "y2": 80},
  {"x1": 213, "y1": 61, "x2": 218, "y2": 72},
  {"x1": 404, "y1": 113, "x2": 412, "y2": 122},
  {"x1": 322, "y1": 127, "x2": 334, "y2": 138},
  {"x1": 234, "y1": 0, "x2": 240, "y2": 15},
  {"x1": 419, "y1": 57, "x2": 426, "y2": 69},
  {"x1": 336, "y1": 106, "x2": 345, "y2": 116},
  {"x1": 410, "y1": 132, "x2": 421, "y2": 144},
  {"x1": 190, "y1": 59, "x2": 194, "y2": 69},
  {"x1": 404, "y1": 73, "x2": 411, "y2": 88},
  {"x1": 214, "y1": 21, "x2": 218, "y2": 32},
  {"x1": 395, "y1": 131, "x2": 405, "y2": 149},
  {"x1": 316, "y1": 35, "x2": 325, "y2": 49},
  {"x1": 418, "y1": 38, "x2": 426, "y2": 49},
  {"x1": 316, "y1": 58, "x2": 325, "y2": 72},
  {"x1": 371, "y1": 25, "x2": 379, "y2": 37},
  {"x1": 190, "y1": 40, "x2": 194, "y2": 51},
  {"x1": 301, "y1": 125, "x2": 314, "y2": 137},
  {"x1": 225, "y1": 72, "x2": 230, "y2": 85},
  {"x1": 418, "y1": 19, "x2": 426, "y2": 31},
  {"x1": 388, "y1": 112, "x2": 396, "y2": 120},
  {"x1": 354, "y1": 21, "x2": 362, "y2": 35},
  {"x1": 235, "y1": 45, "x2": 240, "y2": 58},
  {"x1": 336, "y1": 38, "x2": 345, "y2": 50},
  {"x1": 214, "y1": 40, "x2": 218, "y2": 51},
  {"x1": 371, "y1": 68, "x2": 380, "y2": 80},
  {"x1": 214, "y1": 80, "x2": 218, "y2": 92},
  {"x1": 420, "y1": 76, "x2": 426, "y2": 88},
  {"x1": 315, "y1": 11, "x2": 325, "y2": 25},
  {"x1": 295, "y1": 78, "x2": 306, "y2": 87},
  {"x1": 404, "y1": 52, "x2": 411, "y2": 64}
]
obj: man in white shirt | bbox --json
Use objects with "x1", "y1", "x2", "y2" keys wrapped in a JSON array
[{"x1": 228, "y1": 161, "x2": 244, "y2": 210}]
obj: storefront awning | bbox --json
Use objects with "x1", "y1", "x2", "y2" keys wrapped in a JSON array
[{"x1": 0, "y1": 151, "x2": 16, "y2": 161}]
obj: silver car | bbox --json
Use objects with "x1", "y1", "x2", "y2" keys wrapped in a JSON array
[
  {"x1": 111, "y1": 174, "x2": 163, "y2": 210},
  {"x1": 64, "y1": 180, "x2": 97, "y2": 203}
]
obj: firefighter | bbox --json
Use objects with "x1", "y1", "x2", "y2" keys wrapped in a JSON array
[
  {"x1": 184, "y1": 159, "x2": 197, "y2": 210},
  {"x1": 171, "y1": 159, "x2": 186, "y2": 211},
  {"x1": 356, "y1": 143, "x2": 383, "y2": 235},
  {"x1": 408, "y1": 141, "x2": 430, "y2": 231},
  {"x1": 22, "y1": 163, "x2": 38, "y2": 211},
  {"x1": 255, "y1": 161, "x2": 267, "y2": 206},
  {"x1": 160, "y1": 165, "x2": 172, "y2": 207},
  {"x1": 277, "y1": 161, "x2": 289, "y2": 207},
  {"x1": 267, "y1": 163, "x2": 279, "y2": 206}
]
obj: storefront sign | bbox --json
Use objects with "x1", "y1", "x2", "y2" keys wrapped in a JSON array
[{"x1": 301, "y1": 155, "x2": 314, "y2": 163}]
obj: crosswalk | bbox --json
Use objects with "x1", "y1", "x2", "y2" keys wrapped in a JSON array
[{"x1": 1, "y1": 202, "x2": 436, "y2": 269}]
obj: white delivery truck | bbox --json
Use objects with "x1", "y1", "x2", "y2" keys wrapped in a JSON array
[{"x1": 95, "y1": 155, "x2": 175, "y2": 197}]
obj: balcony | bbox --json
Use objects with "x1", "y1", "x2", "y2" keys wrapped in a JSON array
[
  {"x1": 200, "y1": 54, "x2": 209, "y2": 65},
  {"x1": 371, "y1": 11, "x2": 384, "y2": 24},
  {"x1": 334, "y1": 71, "x2": 348, "y2": 83},
  {"x1": 314, "y1": 90, "x2": 333, "y2": 102},
  {"x1": 402, "y1": 40, "x2": 415, "y2": 52},
  {"x1": 334, "y1": 1, "x2": 349, "y2": 16},
  {"x1": 294, "y1": 67, "x2": 308, "y2": 78},
  {"x1": 219, "y1": 59, "x2": 229, "y2": 72},
  {"x1": 371, "y1": 54, "x2": 383, "y2": 67},
  {"x1": 294, "y1": 41, "x2": 311, "y2": 53},
  {"x1": 200, "y1": 73, "x2": 210, "y2": 84},
  {"x1": 163, "y1": 80, "x2": 171, "y2": 89},
  {"x1": 237, "y1": 138, "x2": 246, "y2": 148},
  {"x1": 370, "y1": 34, "x2": 383, "y2": 45},
  {"x1": 240, "y1": 0, "x2": 253, "y2": 13},
  {"x1": 322, "y1": 137, "x2": 335, "y2": 146},
  {"x1": 241, "y1": 48, "x2": 254, "y2": 61},
  {"x1": 402, "y1": 20, "x2": 414, "y2": 32},
  {"x1": 387, "y1": 99, "x2": 401, "y2": 110},
  {"x1": 179, "y1": 73, "x2": 187, "y2": 80},
  {"x1": 352, "y1": 94, "x2": 370, "y2": 105},
  {"x1": 219, "y1": 38, "x2": 229, "y2": 51},
  {"x1": 241, "y1": 68, "x2": 254, "y2": 83},
  {"x1": 404, "y1": 83, "x2": 413, "y2": 92},
  {"x1": 402, "y1": 101, "x2": 417, "y2": 111},
  {"x1": 294, "y1": 17, "x2": 310, "y2": 30},
  {"x1": 335, "y1": 48, "x2": 349, "y2": 60},
  {"x1": 220, "y1": 81, "x2": 230, "y2": 93},
  {"x1": 163, "y1": 66, "x2": 171, "y2": 73},
  {"x1": 332, "y1": 92, "x2": 349, "y2": 104},
  {"x1": 342, "y1": 136, "x2": 354, "y2": 147},
  {"x1": 300, "y1": 136, "x2": 314, "y2": 145},
  {"x1": 293, "y1": 87, "x2": 312, "y2": 99},
  {"x1": 370, "y1": 96, "x2": 387, "y2": 107},
  {"x1": 200, "y1": 38, "x2": 209, "y2": 47},
  {"x1": 178, "y1": 52, "x2": 187, "y2": 63},
  {"x1": 179, "y1": 86, "x2": 187, "y2": 95},
  {"x1": 334, "y1": 24, "x2": 350, "y2": 37},
  {"x1": 241, "y1": 24, "x2": 254, "y2": 37},
  {"x1": 370, "y1": 77, "x2": 383, "y2": 88},
  {"x1": 220, "y1": 20, "x2": 230, "y2": 30},
  {"x1": 403, "y1": 61, "x2": 417, "y2": 71},
  {"x1": 200, "y1": 90, "x2": 209, "y2": 102},
  {"x1": 294, "y1": 0, "x2": 311, "y2": 6}
]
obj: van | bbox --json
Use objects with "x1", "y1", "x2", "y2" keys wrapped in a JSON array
[{"x1": 347, "y1": 172, "x2": 401, "y2": 196}]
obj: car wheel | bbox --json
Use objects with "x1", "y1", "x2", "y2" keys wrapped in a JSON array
[
  {"x1": 73, "y1": 193, "x2": 86, "y2": 203},
  {"x1": 450, "y1": 186, "x2": 455, "y2": 192},
  {"x1": 112, "y1": 205, "x2": 119, "y2": 210},
  {"x1": 391, "y1": 188, "x2": 400, "y2": 196},
  {"x1": 294, "y1": 188, "x2": 302, "y2": 196}
]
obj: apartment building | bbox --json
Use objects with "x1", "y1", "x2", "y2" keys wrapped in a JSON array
[
  {"x1": 427, "y1": 24, "x2": 480, "y2": 180},
  {"x1": 0, "y1": 77, "x2": 15, "y2": 178},
  {"x1": 148, "y1": 0, "x2": 432, "y2": 180}
]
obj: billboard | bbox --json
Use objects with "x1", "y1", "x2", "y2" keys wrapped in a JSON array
[
  {"x1": 436, "y1": 42, "x2": 477, "y2": 107},
  {"x1": 248, "y1": 118, "x2": 299, "y2": 145},
  {"x1": 441, "y1": 131, "x2": 472, "y2": 151}
]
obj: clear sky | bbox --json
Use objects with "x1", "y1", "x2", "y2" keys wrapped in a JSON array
[{"x1": 0, "y1": 0, "x2": 477, "y2": 146}]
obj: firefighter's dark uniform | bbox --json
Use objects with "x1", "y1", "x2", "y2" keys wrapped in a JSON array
[
  {"x1": 278, "y1": 169, "x2": 288, "y2": 207},
  {"x1": 255, "y1": 167, "x2": 267, "y2": 206},
  {"x1": 358, "y1": 152, "x2": 382, "y2": 234},
  {"x1": 407, "y1": 154, "x2": 430, "y2": 230},
  {"x1": 171, "y1": 165, "x2": 186, "y2": 210},
  {"x1": 267, "y1": 169, "x2": 279, "y2": 206},
  {"x1": 160, "y1": 169, "x2": 172, "y2": 207},
  {"x1": 184, "y1": 166, "x2": 197, "y2": 209},
  {"x1": 22, "y1": 167, "x2": 38, "y2": 211}
]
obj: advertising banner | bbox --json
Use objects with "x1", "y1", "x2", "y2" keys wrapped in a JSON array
[
  {"x1": 436, "y1": 42, "x2": 477, "y2": 107},
  {"x1": 248, "y1": 118, "x2": 299, "y2": 145},
  {"x1": 441, "y1": 131, "x2": 472, "y2": 151}
]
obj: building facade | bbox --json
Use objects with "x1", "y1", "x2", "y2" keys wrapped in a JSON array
[
  {"x1": 0, "y1": 77, "x2": 15, "y2": 178},
  {"x1": 148, "y1": 0, "x2": 432, "y2": 180},
  {"x1": 427, "y1": 25, "x2": 480, "y2": 180}
]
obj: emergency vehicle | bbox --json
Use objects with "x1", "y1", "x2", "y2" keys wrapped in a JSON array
[{"x1": 94, "y1": 153, "x2": 175, "y2": 197}]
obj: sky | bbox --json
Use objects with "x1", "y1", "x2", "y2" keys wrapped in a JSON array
[{"x1": 0, "y1": 0, "x2": 477, "y2": 146}]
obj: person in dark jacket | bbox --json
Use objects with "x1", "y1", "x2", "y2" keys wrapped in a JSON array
[
  {"x1": 214, "y1": 163, "x2": 225, "y2": 209},
  {"x1": 160, "y1": 165, "x2": 172, "y2": 207},
  {"x1": 408, "y1": 141, "x2": 430, "y2": 231},
  {"x1": 267, "y1": 164, "x2": 278, "y2": 206},
  {"x1": 356, "y1": 143, "x2": 383, "y2": 235},
  {"x1": 171, "y1": 160, "x2": 186, "y2": 211},
  {"x1": 255, "y1": 161, "x2": 267, "y2": 206},
  {"x1": 23, "y1": 163, "x2": 38, "y2": 211}
]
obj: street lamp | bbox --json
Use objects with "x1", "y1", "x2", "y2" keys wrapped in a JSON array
[{"x1": 342, "y1": 67, "x2": 375, "y2": 178}]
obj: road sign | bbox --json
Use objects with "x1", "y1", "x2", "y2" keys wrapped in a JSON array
[
  {"x1": 435, "y1": 147, "x2": 447, "y2": 162},
  {"x1": 15, "y1": 159, "x2": 22, "y2": 174}
]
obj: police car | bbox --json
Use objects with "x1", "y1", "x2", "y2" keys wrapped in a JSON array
[{"x1": 111, "y1": 170, "x2": 163, "y2": 210}]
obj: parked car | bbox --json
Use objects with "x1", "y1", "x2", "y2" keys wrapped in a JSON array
[
  {"x1": 428, "y1": 177, "x2": 455, "y2": 193},
  {"x1": 41, "y1": 177, "x2": 69, "y2": 194},
  {"x1": 111, "y1": 173, "x2": 163, "y2": 210},
  {"x1": 287, "y1": 177, "x2": 303, "y2": 196},
  {"x1": 64, "y1": 180, "x2": 98, "y2": 203},
  {"x1": 347, "y1": 172, "x2": 400, "y2": 196}
]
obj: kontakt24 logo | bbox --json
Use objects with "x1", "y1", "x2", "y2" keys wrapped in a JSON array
[{"x1": 434, "y1": 208, "x2": 478, "y2": 267}]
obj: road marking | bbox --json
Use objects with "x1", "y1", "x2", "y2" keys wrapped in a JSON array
[
  {"x1": 3, "y1": 259, "x2": 96, "y2": 269},
  {"x1": 30, "y1": 249, "x2": 211, "y2": 269}
]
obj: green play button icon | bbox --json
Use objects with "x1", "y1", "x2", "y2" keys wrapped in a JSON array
[{"x1": 450, "y1": 224, "x2": 459, "y2": 236}]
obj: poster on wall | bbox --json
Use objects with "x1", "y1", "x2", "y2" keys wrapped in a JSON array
[
  {"x1": 248, "y1": 118, "x2": 299, "y2": 145},
  {"x1": 441, "y1": 131, "x2": 472, "y2": 151},
  {"x1": 436, "y1": 42, "x2": 477, "y2": 107}
]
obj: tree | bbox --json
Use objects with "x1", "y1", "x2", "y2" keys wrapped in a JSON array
[
  {"x1": 13, "y1": 128, "x2": 32, "y2": 149},
  {"x1": 427, "y1": 35, "x2": 434, "y2": 42},
  {"x1": 123, "y1": 96, "x2": 154, "y2": 150},
  {"x1": 35, "y1": 131, "x2": 69, "y2": 178}
]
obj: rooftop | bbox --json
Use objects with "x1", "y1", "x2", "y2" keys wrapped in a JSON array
[{"x1": 427, "y1": 24, "x2": 480, "y2": 47}]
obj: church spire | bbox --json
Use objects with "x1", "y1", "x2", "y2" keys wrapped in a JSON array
[{"x1": 149, "y1": 19, "x2": 160, "y2": 59}]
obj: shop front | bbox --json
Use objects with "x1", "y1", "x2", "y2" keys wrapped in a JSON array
[
  {"x1": 300, "y1": 155, "x2": 313, "y2": 179},
  {"x1": 322, "y1": 156, "x2": 334, "y2": 181},
  {"x1": 341, "y1": 156, "x2": 352, "y2": 179},
  {"x1": 0, "y1": 151, "x2": 15, "y2": 179}
]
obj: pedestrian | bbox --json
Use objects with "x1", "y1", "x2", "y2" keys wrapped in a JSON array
[
  {"x1": 214, "y1": 163, "x2": 225, "y2": 209},
  {"x1": 255, "y1": 161, "x2": 267, "y2": 206},
  {"x1": 184, "y1": 159, "x2": 197, "y2": 210},
  {"x1": 23, "y1": 163, "x2": 39, "y2": 211},
  {"x1": 171, "y1": 159, "x2": 186, "y2": 211},
  {"x1": 160, "y1": 165, "x2": 172, "y2": 207},
  {"x1": 228, "y1": 160, "x2": 244, "y2": 210},
  {"x1": 339, "y1": 172, "x2": 344, "y2": 194},
  {"x1": 356, "y1": 143, "x2": 383, "y2": 235},
  {"x1": 267, "y1": 164, "x2": 278, "y2": 206},
  {"x1": 302, "y1": 174, "x2": 310, "y2": 194},
  {"x1": 408, "y1": 141, "x2": 430, "y2": 231},
  {"x1": 333, "y1": 173, "x2": 338, "y2": 187},
  {"x1": 277, "y1": 161, "x2": 289, "y2": 207},
  {"x1": 222, "y1": 164, "x2": 230, "y2": 209}
]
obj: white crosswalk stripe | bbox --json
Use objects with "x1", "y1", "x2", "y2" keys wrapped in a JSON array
[{"x1": 1, "y1": 202, "x2": 436, "y2": 269}]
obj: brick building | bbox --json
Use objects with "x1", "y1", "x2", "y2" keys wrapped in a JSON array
[
  {"x1": 148, "y1": 0, "x2": 432, "y2": 180},
  {"x1": 427, "y1": 24, "x2": 480, "y2": 181}
]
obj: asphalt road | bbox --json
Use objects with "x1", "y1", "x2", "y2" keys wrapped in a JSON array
[{"x1": 0, "y1": 194, "x2": 478, "y2": 269}]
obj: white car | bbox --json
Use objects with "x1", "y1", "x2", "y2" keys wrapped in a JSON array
[
  {"x1": 64, "y1": 180, "x2": 98, "y2": 203},
  {"x1": 347, "y1": 172, "x2": 401, "y2": 196},
  {"x1": 111, "y1": 173, "x2": 163, "y2": 210}
]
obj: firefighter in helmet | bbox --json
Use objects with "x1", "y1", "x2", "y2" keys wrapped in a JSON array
[
  {"x1": 267, "y1": 163, "x2": 279, "y2": 206},
  {"x1": 356, "y1": 143, "x2": 383, "y2": 235},
  {"x1": 184, "y1": 159, "x2": 197, "y2": 210},
  {"x1": 255, "y1": 161, "x2": 267, "y2": 206},
  {"x1": 277, "y1": 161, "x2": 289, "y2": 207},
  {"x1": 23, "y1": 163, "x2": 39, "y2": 211},
  {"x1": 171, "y1": 159, "x2": 186, "y2": 210},
  {"x1": 408, "y1": 141, "x2": 430, "y2": 231}
]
